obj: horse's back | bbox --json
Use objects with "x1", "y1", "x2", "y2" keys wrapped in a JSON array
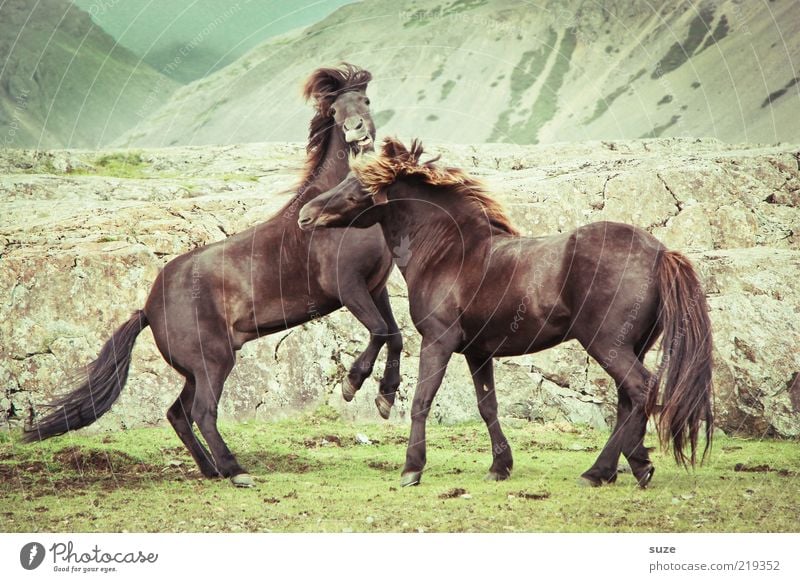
[{"x1": 564, "y1": 221, "x2": 664, "y2": 348}]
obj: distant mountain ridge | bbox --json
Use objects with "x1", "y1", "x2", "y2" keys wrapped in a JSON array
[
  {"x1": 119, "y1": 0, "x2": 800, "y2": 147},
  {"x1": 0, "y1": 0, "x2": 178, "y2": 148},
  {"x1": 71, "y1": 0, "x2": 355, "y2": 83}
]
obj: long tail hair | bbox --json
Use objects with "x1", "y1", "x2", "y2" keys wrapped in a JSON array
[
  {"x1": 647, "y1": 251, "x2": 714, "y2": 466},
  {"x1": 22, "y1": 310, "x2": 148, "y2": 442}
]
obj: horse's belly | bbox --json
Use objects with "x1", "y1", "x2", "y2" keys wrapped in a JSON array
[{"x1": 460, "y1": 302, "x2": 571, "y2": 358}]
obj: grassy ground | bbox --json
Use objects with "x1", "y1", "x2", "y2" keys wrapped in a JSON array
[{"x1": 1, "y1": 409, "x2": 798, "y2": 533}]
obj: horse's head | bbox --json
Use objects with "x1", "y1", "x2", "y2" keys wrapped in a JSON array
[
  {"x1": 303, "y1": 63, "x2": 375, "y2": 153},
  {"x1": 297, "y1": 138, "x2": 422, "y2": 230},
  {"x1": 297, "y1": 170, "x2": 380, "y2": 230}
]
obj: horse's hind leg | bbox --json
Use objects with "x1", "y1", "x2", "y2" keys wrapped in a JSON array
[
  {"x1": 374, "y1": 287, "x2": 403, "y2": 419},
  {"x1": 581, "y1": 348, "x2": 654, "y2": 488},
  {"x1": 466, "y1": 355, "x2": 513, "y2": 480},
  {"x1": 189, "y1": 357, "x2": 251, "y2": 486},
  {"x1": 167, "y1": 377, "x2": 219, "y2": 478}
]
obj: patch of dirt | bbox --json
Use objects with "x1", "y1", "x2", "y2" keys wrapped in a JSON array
[
  {"x1": 513, "y1": 490, "x2": 550, "y2": 500},
  {"x1": 383, "y1": 434, "x2": 411, "y2": 445},
  {"x1": 302, "y1": 435, "x2": 342, "y2": 448},
  {"x1": 530, "y1": 440, "x2": 598, "y2": 452},
  {"x1": 159, "y1": 447, "x2": 189, "y2": 456},
  {"x1": 52, "y1": 447, "x2": 146, "y2": 474},
  {"x1": 439, "y1": 487, "x2": 467, "y2": 499},
  {"x1": 0, "y1": 446, "x2": 200, "y2": 498},
  {"x1": 733, "y1": 463, "x2": 796, "y2": 476}
]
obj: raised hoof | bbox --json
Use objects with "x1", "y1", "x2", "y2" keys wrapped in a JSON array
[
  {"x1": 375, "y1": 394, "x2": 393, "y2": 419},
  {"x1": 231, "y1": 473, "x2": 255, "y2": 488},
  {"x1": 636, "y1": 465, "x2": 655, "y2": 489},
  {"x1": 343, "y1": 377, "x2": 359, "y2": 402},
  {"x1": 400, "y1": 471, "x2": 422, "y2": 487},
  {"x1": 485, "y1": 470, "x2": 510, "y2": 482}
]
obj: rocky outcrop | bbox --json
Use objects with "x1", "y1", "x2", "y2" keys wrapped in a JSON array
[{"x1": 1, "y1": 138, "x2": 798, "y2": 437}]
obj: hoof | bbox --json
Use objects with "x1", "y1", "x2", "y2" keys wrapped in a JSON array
[
  {"x1": 231, "y1": 473, "x2": 254, "y2": 488},
  {"x1": 636, "y1": 465, "x2": 655, "y2": 489},
  {"x1": 578, "y1": 475, "x2": 603, "y2": 488},
  {"x1": 343, "y1": 377, "x2": 358, "y2": 402},
  {"x1": 579, "y1": 469, "x2": 617, "y2": 487},
  {"x1": 485, "y1": 470, "x2": 510, "y2": 482},
  {"x1": 400, "y1": 471, "x2": 422, "y2": 487},
  {"x1": 375, "y1": 394, "x2": 393, "y2": 419}
]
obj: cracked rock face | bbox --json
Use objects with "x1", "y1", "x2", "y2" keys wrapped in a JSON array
[{"x1": 1, "y1": 139, "x2": 798, "y2": 437}]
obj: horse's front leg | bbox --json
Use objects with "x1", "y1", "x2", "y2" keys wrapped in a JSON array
[
  {"x1": 373, "y1": 287, "x2": 403, "y2": 419},
  {"x1": 401, "y1": 336, "x2": 455, "y2": 487},
  {"x1": 339, "y1": 281, "x2": 391, "y2": 402}
]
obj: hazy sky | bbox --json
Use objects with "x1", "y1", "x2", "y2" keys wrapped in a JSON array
[{"x1": 72, "y1": 0, "x2": 356, "y2": 81}]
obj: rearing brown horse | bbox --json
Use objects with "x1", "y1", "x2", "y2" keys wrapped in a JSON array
[
  {"x1": 23, "y1": 64, "x2": 404, "y2": 486},
  {"x1": 299, "y1": 137, "x2": 714, "y2": 488}
]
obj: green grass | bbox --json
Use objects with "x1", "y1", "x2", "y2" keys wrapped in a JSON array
[
  {"x1": 584, "y1": 68, "x2": 646, "y2": 126},
  {"x1": 514, "y1": 27, "x2": 578, "y2": 144},
  {"x1": 489, "y1": 28, "x2": 557, "y2": 142},
  {"x1": 440, "y1": 79, "x2": 456, "y2": 101},
  {"x1": 700, "y1": 15, "x2": 729, "y2": 52},
  {"x1": 218, "y1": 173, "x2": 260, "y2": 182},
  {"x1": 71, "y1": 151, "x2": 150, "y2": 179},
  {"x1": 2, "y1": 412, "x2": 798, "y2": 533},
  {"x1": 373, "y1": 109, "x2": 396, "y2": 126},
  {"x1": 403, "y1": 0, "x2": 487, "y2": 28},
  {"x1": 639, "y1": 114, "x2": 682, "y2": 138},
  {"x1": 652, "y1": 6, "x2": 715, "y2": 79}
]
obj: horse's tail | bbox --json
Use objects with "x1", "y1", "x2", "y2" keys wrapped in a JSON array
[
  {"x1": 648, "y1": 250, "x2": 714, "y2": 467},
  {"x1": 22, "y1": 310, "x2": 149, "y2": 443}
]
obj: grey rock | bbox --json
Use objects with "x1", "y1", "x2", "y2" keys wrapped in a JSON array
[{"x1": 1, "y1": 139, "x2": 798, "y2": 438}]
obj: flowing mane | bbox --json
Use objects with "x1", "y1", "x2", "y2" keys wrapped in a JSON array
[
  {"x1": 297, "y1": 63, "x2": 372, "y2": 192},
  {"x1": 351, "y1": 137, "x2": 519, "y2": 236}
]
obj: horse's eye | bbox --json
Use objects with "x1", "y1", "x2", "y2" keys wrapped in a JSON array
[
  {"x1": 329, "y1": 106, "x2": 337, "y2": 116},
  {"x1": 365, "y1": 98, "x2": 370, "y2": 106}
]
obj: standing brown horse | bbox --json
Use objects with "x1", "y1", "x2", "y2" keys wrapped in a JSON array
[
  {"x1": 23, "y1": 64, "x2": 404, "y2": 487},
  {"x1": 299, "y1": 137, "x2": 714, "y2": 488}
]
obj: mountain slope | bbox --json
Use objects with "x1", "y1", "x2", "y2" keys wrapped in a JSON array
[
  {"x1": 0, "y1": 0, "x2": 178, "y2": 148},
  {"x1": 120, "y1": 0, "x2": 799, "y2": 147},
  {"x1": 71, "y1": 0, "x2": 355, "y2": 83}
]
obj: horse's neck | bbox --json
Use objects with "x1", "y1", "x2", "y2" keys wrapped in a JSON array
[
  {"x1": 381, "y1": 190, "x2": 488, "y2": 286},
  {"x1": 283, "y1": 131, "x2": 350, "y2": 220}
]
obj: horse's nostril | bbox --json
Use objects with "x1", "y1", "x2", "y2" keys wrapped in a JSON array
[{"x1": 355, "y1": 119, "x2": 364, "y2": 130}]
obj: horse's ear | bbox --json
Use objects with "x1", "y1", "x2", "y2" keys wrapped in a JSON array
[
  {"x1": 372, "y1": 189, "x2": 389, "y2": 206},
  {"x1": 409, "y1": 139, "x2": 425, "y2": 164},
  {"x1": 381, "y1": 137, "x2": 409, "y2": 160},
  {"x1": 345, "y1": 64, "x2": 372, "y2": 93}
]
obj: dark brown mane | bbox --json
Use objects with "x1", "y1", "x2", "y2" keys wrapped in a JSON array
[
  {"x1": 352, "y1": 137, "x2": 519, "y2": 236},
  {"x1": 297, "y1": 63, "x2": 372, "y2": 192}
]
